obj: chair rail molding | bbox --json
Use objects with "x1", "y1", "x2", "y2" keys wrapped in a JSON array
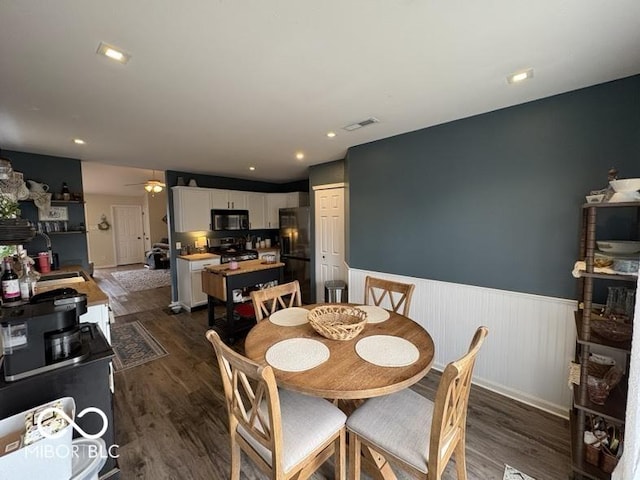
[{"x1": 349, "y1": 268, "x2": 576, "y2": 417}]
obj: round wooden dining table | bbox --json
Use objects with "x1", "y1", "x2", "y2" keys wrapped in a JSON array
[{"x1": 244, "y1": 303, "x2": 435, "y2": 400}]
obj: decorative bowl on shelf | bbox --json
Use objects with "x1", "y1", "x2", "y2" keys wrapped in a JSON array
[
  {"x1": 609, "y1": 178, "x2": 640, "y2": 193},
  {"x1": 308, "y1": 305, "x2": 367, "y2": 341},
  {"x1": 608, "y1": 178, "x2": 640, "y2": 202},
  {"x1": 585, "y1": 194, "x2": 605, "y2": 204},
  {"x1": 596, "y1": 240, "x2": 640, "y2": 254}
]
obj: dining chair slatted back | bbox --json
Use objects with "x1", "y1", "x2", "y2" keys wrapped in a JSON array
[
  {"x1": 346, "y1": 326, "x2": 488, "y2": 480},
  {"x1": 206, "y1": 330, "x2": 347, "y2": 480},
  {"x1": 364, "y1": 276, "x2": 415, "y2": 316},
  {"x1": 251, "y1": 280, "x2": 302, "y2": 321},
  {"x1": 428, "y1": 327, "x2": 487, "y2": 479}
]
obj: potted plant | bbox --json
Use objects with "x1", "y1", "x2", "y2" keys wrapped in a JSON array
[{"x1": 0, "y1": 195, "x2": 20, "y2": 220}]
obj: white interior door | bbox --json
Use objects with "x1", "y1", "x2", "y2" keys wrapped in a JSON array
[
  {"x1": 113, "y1": 205, "x2": 145, "y2": 265},
  {"x1": 314, "y1": 186, "x2": 345, "y2": 302}
]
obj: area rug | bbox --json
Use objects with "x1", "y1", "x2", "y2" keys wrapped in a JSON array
[
  {"x1": 111, "y1": 268, "x2": 171, "y2": 292},
  {"x1": 111, "y1": 321, "x2": 168, "y2": 371},
  {"x1": 503, "y1": 465, "x2": 536, "y2": 480}
]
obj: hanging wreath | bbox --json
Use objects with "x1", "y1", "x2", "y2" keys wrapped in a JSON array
[{"x1": 98, "y1": 214, "x2": 111, "y2": 231}]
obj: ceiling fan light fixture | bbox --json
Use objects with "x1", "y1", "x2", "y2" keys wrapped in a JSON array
[{"x1": 144, "y1": 181, "x2": 164, "y2": 193}]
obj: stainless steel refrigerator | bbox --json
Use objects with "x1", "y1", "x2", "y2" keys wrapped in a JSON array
[{"x1": 279, "y1": 206, "x2": 311, "y2": 304}]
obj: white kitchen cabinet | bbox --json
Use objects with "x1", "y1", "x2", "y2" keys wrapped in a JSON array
[
  {"x1": 177, "y1": 256, "x2": 221, "y2": 311},
  {"x1": 266, "y1": 193, "x2": 288, "y2": 229},
  {"x1": 247, "y1": 192, "x2": 266, "y2": 229},
  {"x1": 210, "y1": 189, "x2": 230, "y2": 209},
  {"x1": 80, "y1": 303, "x2": 112, "y2": 344},
  {"x1": 211, "y1": 189, "x2": 247, "y2": 209},
  {"x1": 228, "y1": 191, "x2": 246, "y2": 209},
  {"x1": 173, "y1": 187, "x2": 212, "y2": 232}
]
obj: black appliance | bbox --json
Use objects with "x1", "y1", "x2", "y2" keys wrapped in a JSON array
[
  {"x1": 211, "y1": 209, "x2": 249, "y2": 231},
  {"x1": 279, "y1": 207, "x2": 311, "y2": 303},
  {"x1": 209, "y1": 246, "x2": 259, "y2": 263},
  {"x1": 1, "y1": 288, "x2": 88, "y2": 381}
]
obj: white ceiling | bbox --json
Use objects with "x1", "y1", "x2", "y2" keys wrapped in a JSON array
[{"x1": 1, "y1": 1, "x2": 640, "y2": 190}]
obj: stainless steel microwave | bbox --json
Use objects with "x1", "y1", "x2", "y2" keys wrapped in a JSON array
[{"x1": 211, "y1": 209, "x2": 249, "y2": 231}]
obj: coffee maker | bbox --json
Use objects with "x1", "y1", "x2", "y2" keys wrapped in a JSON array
[{"x1": 1, "y1": 288, "x2": 88, "y2": 382}]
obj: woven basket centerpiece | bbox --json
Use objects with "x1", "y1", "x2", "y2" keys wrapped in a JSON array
[{"x1": 308, "y1": 305, "x2": 368, "y2": 341}]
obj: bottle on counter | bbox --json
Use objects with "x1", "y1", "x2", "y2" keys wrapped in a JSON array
[
  {"x1": 19, "y1": 260, "x2": 37, "y2": 301},
  {"x1": 1, "y1": 257, "x2": 21, "y2": 305}
]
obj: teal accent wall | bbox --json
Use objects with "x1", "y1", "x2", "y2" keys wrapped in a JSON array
[
  {"x1": 346, "y1": 75, "x2": 640, "y2": 299},
  {"x1": 5, "y1": 150, "x2": 89, "y2": 269}
]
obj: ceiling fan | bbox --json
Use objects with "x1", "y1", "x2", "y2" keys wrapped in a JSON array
[{"x1": 125, "y1": 170, "x2": 166, "y2": 193}]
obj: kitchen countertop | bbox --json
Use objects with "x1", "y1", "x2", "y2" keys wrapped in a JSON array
[
  {"x1": 177, "y1": 253, "x2": 220, "y2": 261},
  {"x1": 34, "y1": 265, "x2": 109, "y2": 306},
  {"x1": 255, "y1": 247, "x2": 279, "y2": 253},
  {"x1": 204, "y1": 259, "x2": 284, "y2": 276}
]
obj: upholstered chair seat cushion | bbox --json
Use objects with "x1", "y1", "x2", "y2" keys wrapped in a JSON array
[
  {"x1": 238, "y1": 389, "x2": 346, "y2": 473},
  {"x1": 347, "y1": 388, "x2": 435, "y2": 474}
]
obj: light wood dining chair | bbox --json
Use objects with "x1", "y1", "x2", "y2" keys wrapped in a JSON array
[
  {"x1": 206, "y1": 330, "x2": 346, "y2": 480},
  {"x1": 364, "y1": 276, "x2": 415, "y2": 316},
  {"x1": 251, "y1": 280, "x2": 302, "y2": 321},
  {"x1": 346, "y1": 326, "x2": 488, "y2": 480}
]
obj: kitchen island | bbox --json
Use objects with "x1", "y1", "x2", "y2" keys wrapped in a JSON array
[{"x1": 202, "y1": 259, "x2": 284, "y2": 343}]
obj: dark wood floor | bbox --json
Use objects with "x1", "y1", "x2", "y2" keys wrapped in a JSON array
[{"x1": 94, "y1": 266, "x2": 572, "y2": 480}]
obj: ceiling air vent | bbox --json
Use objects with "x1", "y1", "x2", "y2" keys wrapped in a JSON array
[{"x1": 343, "y1": 117, "x2": 380, "y2": 131}]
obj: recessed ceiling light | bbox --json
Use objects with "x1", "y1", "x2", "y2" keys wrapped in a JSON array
[
  {"x1": 295, "y1": 152, "x2": 305, "y2": 160},
  {"x1": 507, "y1": 68, "x2": 533, "y2": 84},
  {"x1": 73, "y1": 138, "x2": 86, "y2": 145},
  {"x1": 326, "y1": 132, "x2": 336, "y2": 138},
  {"x1": 249, "y1": 166, "x2": 256, "y2": 171},
  {"x1": 96, "y1": 42, "x2": 131, "y2": 64}
]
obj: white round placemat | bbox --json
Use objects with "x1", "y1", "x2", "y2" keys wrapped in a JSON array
[
  {"x1": 355, "y1": 305, "x2": 390, "y2": 324},
  {"x1": 269, "y1": 307, "x2": 309, "y2": 326},
  {"x1": 265, "y1": 338, "x2": 330, "y2": 372},
  {"x1": 355, "y1": 335, "x2": 419, "y2": 367}
]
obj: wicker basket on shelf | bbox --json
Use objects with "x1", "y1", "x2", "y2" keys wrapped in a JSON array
[
  {"x1": 600, "y1": 426, "x2": 623, "y2": 473},
  {"x1": 590, "y1": 317, "x2": 632, "y2": 342},
  {"x1": 587, "y1": 354, "x2": 616, "y2": 378},
  {"x1": 587, "y1": 367, "x2": 623, "y2": 405},
  {"x1": 308, "y1": 305, "x2": 368, "y2": 341},
  {"x1": 584, "y1": 441, "x2": 601, "y2": 466},
  {"x1": 601, "y1": 445, "x2": 620, "y2": 473}
]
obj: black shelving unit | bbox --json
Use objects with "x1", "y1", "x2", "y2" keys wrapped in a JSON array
[
  {"x1": 571, "y1": 202, "x2": 639, "y2": 479},
  {"x1": 17, "y1": 198, "x2": 88, "y2": 268}
]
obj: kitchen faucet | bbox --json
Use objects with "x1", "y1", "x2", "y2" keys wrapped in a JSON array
[{"x1": 34, "y1": 231, "x2": 53, "y2": 266}]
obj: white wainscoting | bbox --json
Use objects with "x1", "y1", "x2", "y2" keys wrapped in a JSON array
[{"x1": 349, "y1": 268, "x2": 576, "y2": 417}]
